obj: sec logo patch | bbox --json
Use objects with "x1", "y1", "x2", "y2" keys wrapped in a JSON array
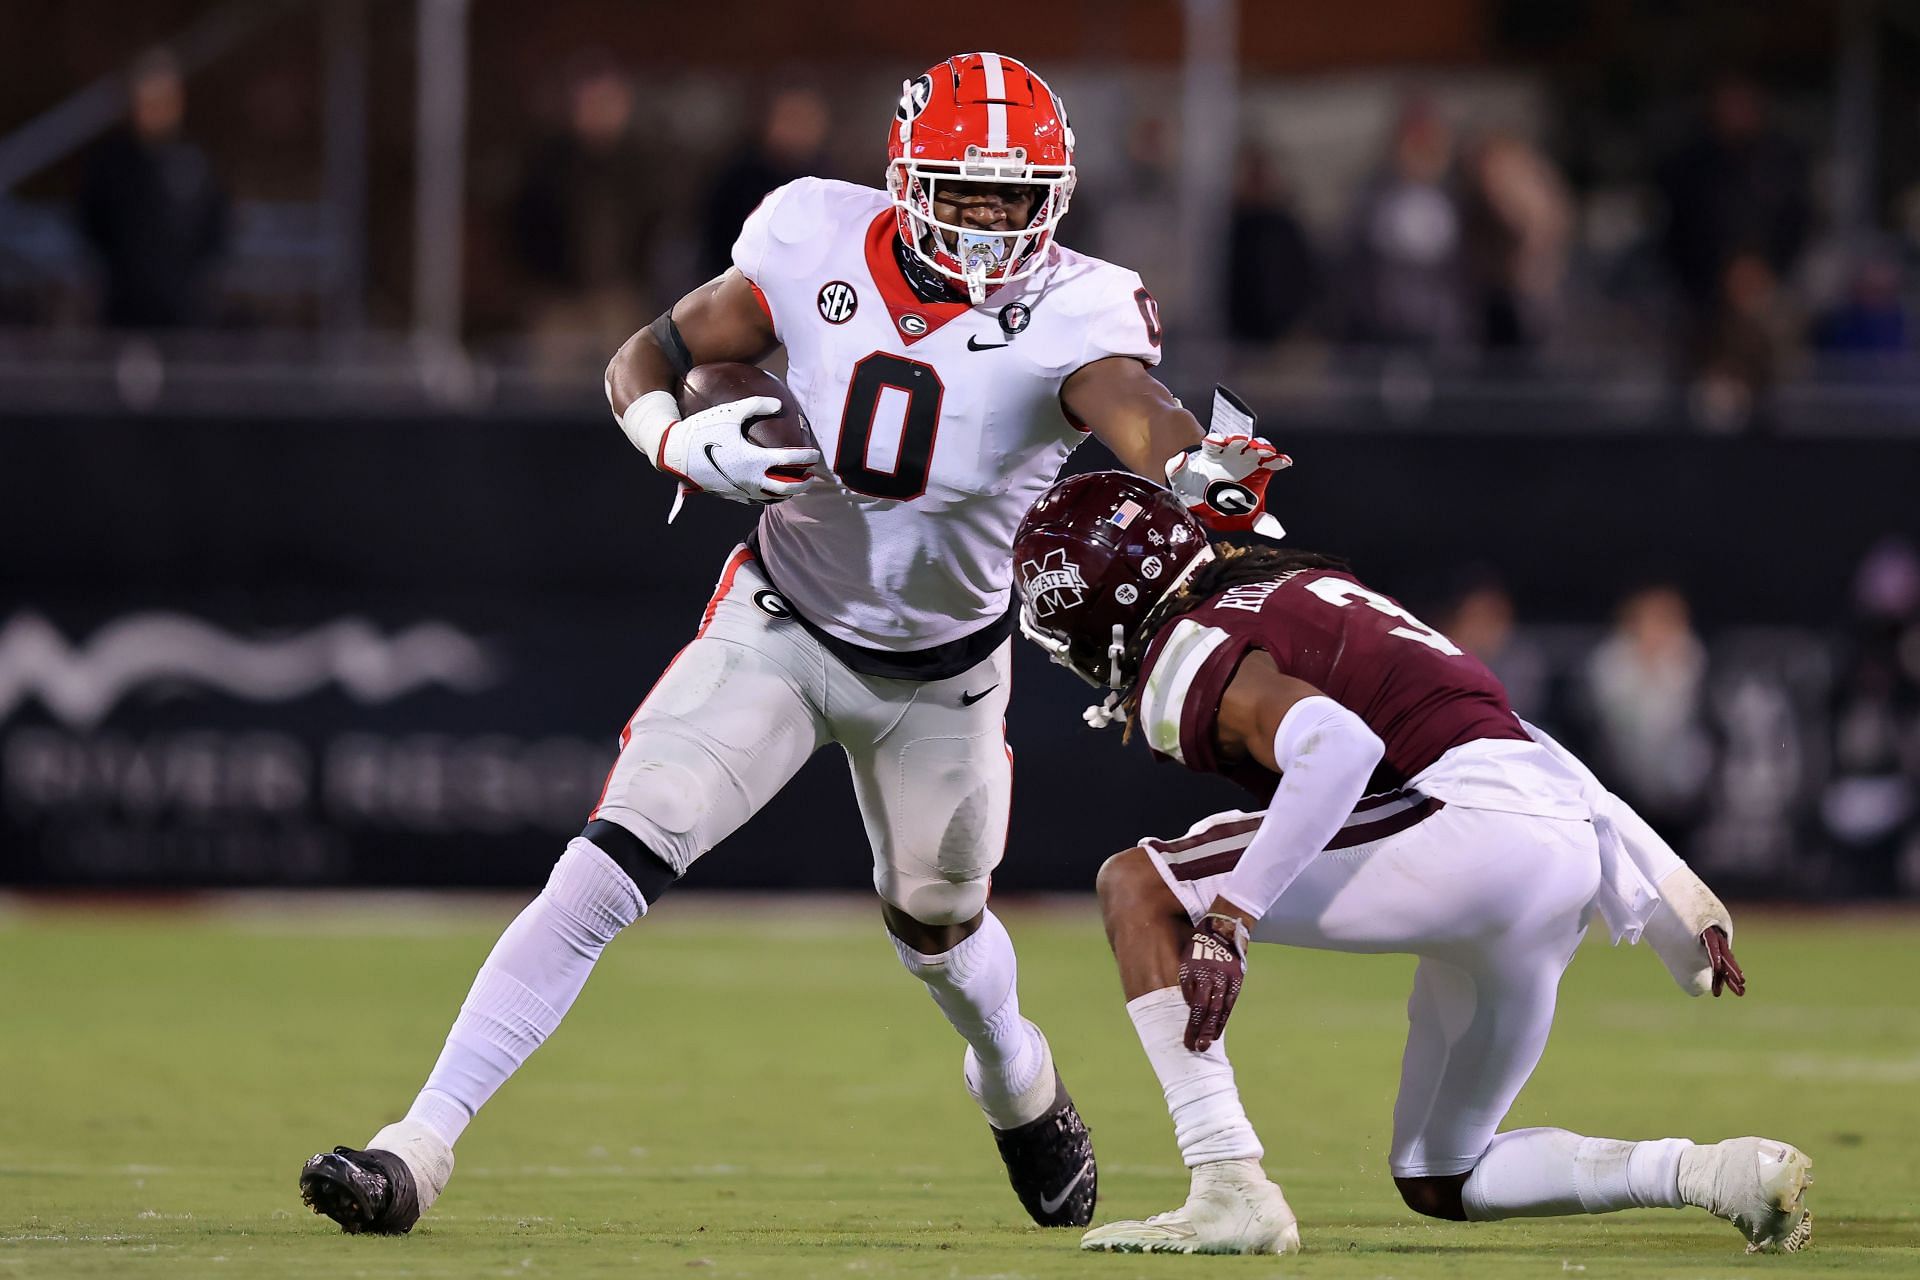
[{"x1": 817, "y1": 281, "x2": 857, "y2": 324}]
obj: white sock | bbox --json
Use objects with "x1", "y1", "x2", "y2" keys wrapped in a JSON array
[
  {"x1": 1127, "y1": 987, "x2": 1264, "y2": 1167},
  {"x1": 1461, "y1": 1128, "x2": 1692, "y2": 1219},
  {"x1": 406, "y1": 838, "x2": 643, "y2": 1146},
  {"x1": 891, "y1": 910, "x2": 1045, "y2": 1127}
]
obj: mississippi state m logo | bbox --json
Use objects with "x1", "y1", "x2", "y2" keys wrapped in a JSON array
[{"x1": 1022, "y1": 549, "x2": 1088, "y2": 618}]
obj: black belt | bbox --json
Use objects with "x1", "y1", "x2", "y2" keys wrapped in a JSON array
[{"x1": 745, "y1": 527, "x2": 1013, "y2": 682}]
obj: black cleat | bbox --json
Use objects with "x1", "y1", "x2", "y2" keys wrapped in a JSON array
[
  {"x1": 988, "y1": 1074, "x2": 1098, "y2": 1227},
  {"x1": 299, "y1": 1145, "x2": 421, "y2": 1235}
]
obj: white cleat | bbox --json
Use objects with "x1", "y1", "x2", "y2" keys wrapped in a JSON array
[
  {"x1": 367, "y1": 1118, "x2": 455, "y2": 1214},
  {"x1": 1080, "y1": 1158, "x2": 1300, "y2": 1255},
  {"x1": 1679, "y1": 1136, "x2": 1813, "y2": 1254}
]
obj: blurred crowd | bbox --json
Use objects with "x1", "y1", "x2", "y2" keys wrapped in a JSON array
[
  {"x1": 73, "y1": 52, "x2": 229, "y2": 330},
  {"x1": 1430, "y1": 536, "x2": 1920, "y2": 898},
  {"x1": 13, "y1": 50, "x2": 1920, "y2": 428},
  {"x1": 6, "y1": 40, "x2": 1917, "y2": 895}
]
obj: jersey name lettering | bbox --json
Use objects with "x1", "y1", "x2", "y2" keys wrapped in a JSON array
[{"x1": 1214, "y1": 574, "x2": 1300, "y2": 614}]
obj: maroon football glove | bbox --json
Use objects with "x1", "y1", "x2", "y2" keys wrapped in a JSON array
[
  {"x1": 1179, "y1": 913, "x2": 1250, "y2": 1052},
  {"x1": 1703, "y1": 924, "x2": 1745, "y2": 997}
]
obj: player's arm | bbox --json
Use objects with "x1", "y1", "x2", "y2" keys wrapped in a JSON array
[
  {"x1": 1175, "y1": 651, "x2": 1384, "y2": 1050},
  {"x1": 1060, "y1": 355, "x2": 1203, "y2": 477},
  {"x1": 1521, "y1": 719, "x2": 1744, "y2": 997},
  {"x1": 604, "y1": 269, "x2": 818, "y2": 511},
  {"x1": 1063, "y1": 360, "x2": 1291, "y2": 537}
]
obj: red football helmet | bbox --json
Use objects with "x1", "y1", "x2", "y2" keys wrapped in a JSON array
[
  {"x1": 1014, "y1": 472, "x2": 1214, "y2": 696},
  {"x1": 886, "y1": 52, "x2": 1076, "y2": 303}
]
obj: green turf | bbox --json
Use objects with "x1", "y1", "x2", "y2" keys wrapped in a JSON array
[{"x1": 1, "y1": 897, "x2": 1915, "y2": 1278}]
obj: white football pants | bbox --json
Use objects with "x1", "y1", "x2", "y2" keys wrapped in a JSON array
[
  {"x1": 1140, "y1": 803, "x2": 1603, "y2": 1177},
  {"x1": 591, "y1": 546, "x2": 1013, "y2": 925}
]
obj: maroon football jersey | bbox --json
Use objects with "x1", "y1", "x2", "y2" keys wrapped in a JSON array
[{"x1": 1135, "y1": 568, "x2": 1527, "y2": 799}]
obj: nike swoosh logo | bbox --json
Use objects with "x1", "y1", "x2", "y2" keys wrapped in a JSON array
[
  {"x1": 960, "y1": 684, "x2": 999, "y2": 706},
  {"x1": 967, "y1": 336, "x2": 1009, "y2": 351},
  {"x1": 1039, "y1": 1159, "x2": 1092, "y2": 1216}
]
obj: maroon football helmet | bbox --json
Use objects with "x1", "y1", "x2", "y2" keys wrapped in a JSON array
[{"x1": 1013, "y1": 471, "x2": 1215, "y2": 697}]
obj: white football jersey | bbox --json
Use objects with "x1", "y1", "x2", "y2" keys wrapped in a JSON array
[{"x1": 733, "y1": 177, "x2": 1162, "y2": 653}]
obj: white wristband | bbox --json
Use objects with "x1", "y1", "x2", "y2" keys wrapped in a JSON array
[{"x1": 614, "y1": 389, "x2": 681, "y2": 465}]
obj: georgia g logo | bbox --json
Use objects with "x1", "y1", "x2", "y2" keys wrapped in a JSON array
[
  {"x1": 1206, "y1": 480, "x2": 1257, "y2": 517},
  {"x1": 1022, "y1": 549, "x2": 1088, "y2": 618},
  {"x1": 896, "y1": 73, "x2": 933, "y2": 121}
]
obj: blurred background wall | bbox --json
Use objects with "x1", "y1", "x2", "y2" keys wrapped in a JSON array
[{"x1": 2, "y1": 0, "x2": 1917, "y2": 899}]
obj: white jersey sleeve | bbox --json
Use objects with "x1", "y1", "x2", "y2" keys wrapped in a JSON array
[
  {"x1": 730, "y1": 178, "x2": 841, "y2": 338},
  {"x1": 1061, "y1": 263, "x2": 1163, "y2": 372}
]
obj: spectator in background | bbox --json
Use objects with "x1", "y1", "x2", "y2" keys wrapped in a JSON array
[
  {"x1": 1687, "y1": 250, "x2": 1802, "y2": 432},
  {"x1": 1822, "y1": 538, "x2": 1920, "y2": 895},
  {"x1": 511, "y1": 55, "x2": 662, "y2": 349},
  {"x1": 1584, "y1": 584, "x2": 1715, "y2": 827},
  {"x1": 1459, "y1": 130, "x2": 1572, "y2": 351},
  {"x1": 1435, "y1": 568, "x2": 1550, "y2": 723},
  {"x1": 1657, "y1": 76, "x2": 1810, "y2": 373},
  {"x1": 1224, "y1": 145, "x2": 1320, "y2": 346},
  {"x1": 1090, "y1": 117, "x2": 1187, "y2": 323},
  {"x1": 78, "y1": 50, "x2": 229, "y2": 329},
  {"x1": 1340, "y1": 96, "x2": 1469, "y2": 348},
  {"x1": 1815, "y1": 255, "x2": 1909, "y2": 355},
  {"x1": 699, "y1": 89, "x2": 830, "y2": 279}
]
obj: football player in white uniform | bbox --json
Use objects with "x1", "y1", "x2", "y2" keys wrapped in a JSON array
[{"x1": 299, "y1": 52, "x2": 1291, "y2": 1235}]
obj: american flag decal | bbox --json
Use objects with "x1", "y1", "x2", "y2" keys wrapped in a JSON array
[{"x1": 1109, "y1": 499, "x2": 1143, "y2": 530}]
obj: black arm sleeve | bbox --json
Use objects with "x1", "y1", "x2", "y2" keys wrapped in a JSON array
[{"x1": 647, "y1": 311, "x2": 695, "y2": 382}]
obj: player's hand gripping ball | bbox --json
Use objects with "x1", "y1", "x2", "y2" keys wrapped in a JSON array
[
  {"x1": 666, "y1": 363, "x2": 822, "y2": 507},
  {"x1": 1180, "y1": 911, "x2": 1251, "y2": 1052}
]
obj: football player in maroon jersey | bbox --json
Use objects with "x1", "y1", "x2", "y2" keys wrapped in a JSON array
[{"x1": 1011, "y1": 471, "x2": 1813, "y2": 1256}]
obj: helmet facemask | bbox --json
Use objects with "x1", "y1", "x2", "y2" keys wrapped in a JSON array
[
  {"x1": 887, "y1": 68, "x2": 1076, "y2": 304},
  {"x1": 1017, "y1": 543, "x2": 1217, "y2": 692},
  {"x1": 889, "y1": 159, "x2": 1072, "y2": 303}
]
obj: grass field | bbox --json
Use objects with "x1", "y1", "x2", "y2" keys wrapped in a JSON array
[{"x1": 2, "y1": 896, "x2": 1917, "y2": 1278}]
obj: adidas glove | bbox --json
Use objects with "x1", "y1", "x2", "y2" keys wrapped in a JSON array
[{"x1": 1180, "y1": 911, "x2": 1250, "y2": 1052}]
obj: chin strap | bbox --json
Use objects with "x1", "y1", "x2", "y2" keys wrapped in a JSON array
[
  {"x1": 964, "y1": 261, "x2": 989, "y2": 304},
  {"x1": 1083, "y1": 691, "x2": 1124, "y2": 729},
  {"x1": 1083, "y1": 624, "x2": 1127, "y2": 729}
]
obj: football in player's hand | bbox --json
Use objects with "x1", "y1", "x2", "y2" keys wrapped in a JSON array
[{"x1": 681, "y1": 362, "x2": 817, "y2": 484}]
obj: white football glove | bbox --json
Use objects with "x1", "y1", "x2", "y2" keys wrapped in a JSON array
[
  {"x1": 1165, "y1": 387, "x2": 1292, "y2": 539},
  {"x1": 616, "y1": 389, "x2": 822, "y2": 521}
]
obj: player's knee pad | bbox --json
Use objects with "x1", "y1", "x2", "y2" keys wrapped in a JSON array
[
  {"x1": 878, "y1": 868, "x2": 990, "y2": 929},
  {"x1": 591, "y1": 724, "x2": 733, "y2": 875},
  {"x1": 546, "y1": 836, "x2": 647, "y2": 940}
]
